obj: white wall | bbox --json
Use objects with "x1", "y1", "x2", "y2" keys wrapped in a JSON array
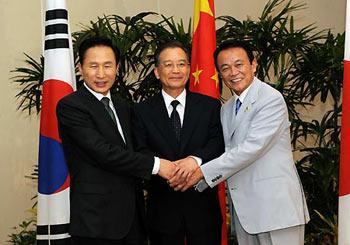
[
  {"x1": 0, "y1": 0, "x2": 345, "y2": 243},
  {"x1": 0, "y1": 0, "x2": 42, "y2": 243}
]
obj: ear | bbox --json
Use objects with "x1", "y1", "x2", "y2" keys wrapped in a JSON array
[
  {"x1": 154, "y1": 67, "x2": 160, "y2": 79},
  {"x1": 78, "y1": 63, "x2": 83, "y2": 75},
  {"x1": 185, "y1": 64, "x2": 190, "y2": 79},
  {"x1": 252, "y1": 59, "x2": 257, "y2": 75}
]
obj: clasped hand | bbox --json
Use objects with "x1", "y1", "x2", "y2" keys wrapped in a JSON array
[{"x1": 159, "y1": 157, "x2": 204, "y2": 192}]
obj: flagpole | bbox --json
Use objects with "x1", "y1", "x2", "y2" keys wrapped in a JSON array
[{"x1": 40, "y1": 0, "x2": 45, "y2": 54}]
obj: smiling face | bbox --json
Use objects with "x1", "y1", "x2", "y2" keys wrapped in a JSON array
[
  {"x1": 79, "y1": 45, "x2": 118, "y2": 96},
  {"x1": 217, "y1": 47, "x2": 257, "y2": 95},
  {"x1": 154, "y1": 47, "x2": 190, "y2": 98}
]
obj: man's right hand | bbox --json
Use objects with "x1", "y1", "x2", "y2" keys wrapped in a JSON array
[
  {"x1": 168, "y1": 157, "x2": 198, "y2": 188},
  {"x1": 158, "y1": 159, "x2": 178, "y2": 180}
]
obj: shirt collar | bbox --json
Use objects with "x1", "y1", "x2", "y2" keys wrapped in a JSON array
[
  {"x1": 162, "y1": 89, "x2": 186, "y2": 108},
  {"x1": 84, "y1": 83, "x2": 111, "y2": 101},
  {"x1": 234, "y1": 79, "x2": 254, "y2": 103}
]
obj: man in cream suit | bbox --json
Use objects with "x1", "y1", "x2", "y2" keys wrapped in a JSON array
[{"x1": 172, "y1": 40, "x2": 309, "y2": 245}]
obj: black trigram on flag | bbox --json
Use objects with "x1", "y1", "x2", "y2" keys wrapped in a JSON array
[
  {"x1": 44, "y1": 8, "x2": 69, "y2": 50},
  {"x1": 37, "y1": 224, "x2": 70, "y2": 245}
]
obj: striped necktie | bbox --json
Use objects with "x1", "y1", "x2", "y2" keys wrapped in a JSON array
[
  {"x1": 170, "y1": 100, "x2": 181, "y2": 142},
  {"x1": 101, "y1": 97, "x2": 117, "y2": 124}
]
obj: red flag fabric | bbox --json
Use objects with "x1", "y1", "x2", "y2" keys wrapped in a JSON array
[
  {"x1": 190, "y1": 0, "x2": 219, "y2": 98},
  {"x1": 190, "y1": 1, "x2": 227, "y2": 244},
  {"x1": 339, "y1": 1, "x2": 350, "y2": 243},
  {"x1": 37, "y1": 0, "x2": 76, "y2": 243}
]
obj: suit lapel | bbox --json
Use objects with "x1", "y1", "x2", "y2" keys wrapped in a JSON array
[
  {"x1": 224, "y1": 97, "x2": 236, "y2": 139},
  {"x1": 151, "y1": 93, "x2": 180, "y2": 152},
  {"x1": 111, "y1": 97, "x2": 130, "y2": 148},
  {"x1": 79, "y1": 86, "x2": 126, "y2": 147},
  {"x1": 79, "y1": 85, "x2": 109, "y2": 123},
  {"x1": 229, "y1": 78, "x2": 260, "y2": 139},
  {"x1": 180, "y1": 92, "x2": 200, "y2": 153}
]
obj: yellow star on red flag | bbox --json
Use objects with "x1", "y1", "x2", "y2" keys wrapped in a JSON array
[
  {"x1": 192, "y1": 66, "x2": 203, "y2": 85},
  {"x1": 190, "y1": 0, "x2": 218, "y2": 98},
  {"x1": 211, "y1": 70, "x2": 219, "y2": 88}
]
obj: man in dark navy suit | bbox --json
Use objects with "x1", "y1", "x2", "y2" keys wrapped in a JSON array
[
  {"x1": 56, "y1": 37, "x2": 175, "y2": 245},
  {"x1": 133, "y1": 41, "x2": 224, "y2": 245}
]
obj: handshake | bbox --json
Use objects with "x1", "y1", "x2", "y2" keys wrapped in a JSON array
[{"x1": 158, "y1": 157, "x2": 204, "y2": 192}]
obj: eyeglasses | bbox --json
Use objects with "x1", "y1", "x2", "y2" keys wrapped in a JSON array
[{"x1": 160, "y1": 61, "x2": 189, "y2": 70}]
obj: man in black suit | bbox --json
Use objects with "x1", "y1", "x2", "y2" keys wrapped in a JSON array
[
  {"x1": 56, "y1": 37, "x2": 175, "y2": 245},
  {"x1": 132, "y1": 41, "x2": 224, "y2": 245}
]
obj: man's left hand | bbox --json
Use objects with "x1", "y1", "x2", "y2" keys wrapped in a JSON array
[
  {"x1": 173, "y1": 167, "x2": 204, "y2": 192},
  {"x1": 168, "y1": 157, "x2": 198, "y2": 188}
]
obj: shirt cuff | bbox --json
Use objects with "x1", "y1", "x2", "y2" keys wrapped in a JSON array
[
  {"x1": 152, "y1": 157, "x2": 160, "y2": 174},
  {"x1": 189, "y1": 156, "x2": 202, "y2": 166}
]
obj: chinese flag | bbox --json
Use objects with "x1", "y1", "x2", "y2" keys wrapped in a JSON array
[
  {"x1": 339, "y1": 1, "x2": 350, "y2": 244},
  {"x1": 189, "y1": 1, "x2": 227, "y2": 245},
  {"x1": 190, "y1": 0, "x2": 219, "y2": 98}
]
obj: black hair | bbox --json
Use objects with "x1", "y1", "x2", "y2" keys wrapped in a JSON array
[
  {"x1": 78, "y1": 36, "x2": 120, "y2": 65},
  {"x1": 213, "y1": 39, "x2": 254, "y2": 71}
]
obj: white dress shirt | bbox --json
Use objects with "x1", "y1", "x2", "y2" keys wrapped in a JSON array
[
  {"x1": 233, "y1": 82, "x2": 253, "y2": 105},
  {"x1": 161, "y1": 89, "x2": 202, "y2": 166},
  {"x1": 162, "y1": 89, "x2": 186, "y2": 125}
]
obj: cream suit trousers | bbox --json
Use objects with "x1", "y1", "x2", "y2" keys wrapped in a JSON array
[{"x1": 233, "y1": 207, "x2": 305, "y2": 245}]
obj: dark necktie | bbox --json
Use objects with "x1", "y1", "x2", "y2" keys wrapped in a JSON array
[
  {"x1": 170, "y1": 100, "x2": 181, "y2": 142},
  {"x1": 101, "y1": 97, "x2": 117, "y2": 124},
  {"x1": 235, "y1": 98, "x2": 242, "y2": 115}
]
